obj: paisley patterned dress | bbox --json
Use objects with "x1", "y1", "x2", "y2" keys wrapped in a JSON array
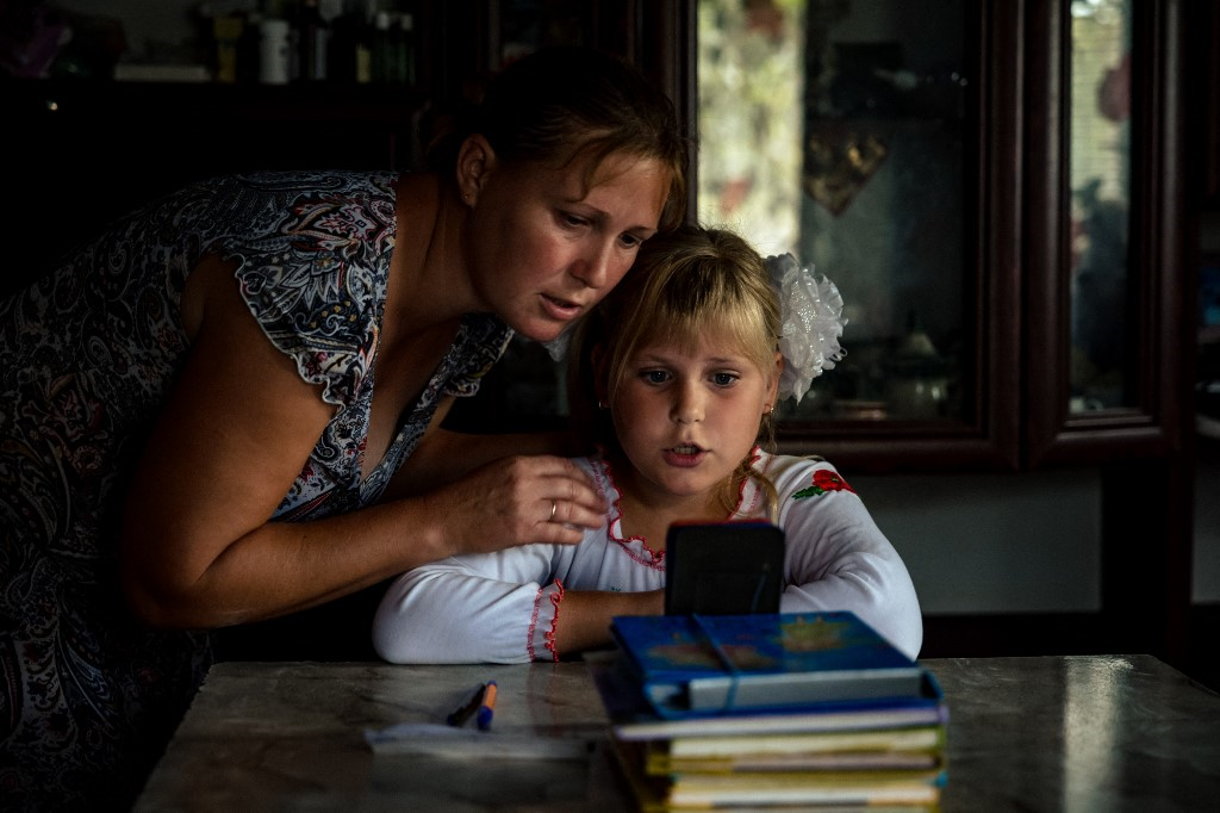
[{"x1": 0, "y1": 171, "x2": 512, "y2": 810}]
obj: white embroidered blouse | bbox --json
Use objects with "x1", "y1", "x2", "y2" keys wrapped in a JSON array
[{"x1": 372, "y1": 449, "x2": 923, "y2": 663}]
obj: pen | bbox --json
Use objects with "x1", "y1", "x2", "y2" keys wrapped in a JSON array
[
  {"x1": 476, "y1": 680, "x2": 497, "y2": 731},
  {"x1": 446, "y1": 683, "x2": 486, "y2": 727}
]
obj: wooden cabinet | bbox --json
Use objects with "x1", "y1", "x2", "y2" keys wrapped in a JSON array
[
  {"x1": 676, "y1": 0, "x2": 1190, "y2": 477},
  {"x1": 454, "y1": 0, "x2": 1191, "y2": 488}
]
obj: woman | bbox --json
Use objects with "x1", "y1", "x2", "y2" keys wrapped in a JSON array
[{"x1": 0, "y1": 46, "x2": 686, "y2": 809}]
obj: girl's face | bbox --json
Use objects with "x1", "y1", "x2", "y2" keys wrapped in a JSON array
[
  {"x1": 611, "y1": 330, "x2": 781, "y2": 513},
  {"x1": 463, "y1": 145, "x2": 670, "y2": 342}
]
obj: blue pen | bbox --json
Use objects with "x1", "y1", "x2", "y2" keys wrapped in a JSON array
[
  {"x1": 446, "y1": 683, "x2": 486, "y2": 727},
  {"x1": 476, "y1": 680, "x2": 497, "y2": 731}
]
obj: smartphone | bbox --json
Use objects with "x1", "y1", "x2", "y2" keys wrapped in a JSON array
[{"x1": 664, "y1": 521, "x2": 786, "y2": 615}]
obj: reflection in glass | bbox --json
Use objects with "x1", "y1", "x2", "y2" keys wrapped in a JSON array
[
  {"x1": 698, "y1": 0, "x2": 967, "y2": 422},
  {"x1": 1068, "y1": 0, "x2": 1133, "y2": 412},
  {"x1": 697, "y1": 0, "x2": 806, "y2": 256}
]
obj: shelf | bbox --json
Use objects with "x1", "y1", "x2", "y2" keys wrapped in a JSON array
[{"x1": 7, "y1": 76, "x2": 431, "y2": 123}]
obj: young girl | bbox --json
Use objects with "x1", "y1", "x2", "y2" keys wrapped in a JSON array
[{"x1": 372, "y1": 225, "x2": 922, "y2": 663}]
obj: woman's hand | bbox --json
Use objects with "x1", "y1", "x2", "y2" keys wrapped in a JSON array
[{"x1": 418, "y1": 454, "x2": 608, "y2": 554}]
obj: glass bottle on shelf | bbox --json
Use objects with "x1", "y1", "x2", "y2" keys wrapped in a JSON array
[
  {"x1": 296, "y1": 0, "x2": 330, "y2": 82},
  {"x1": 327, "y1": 0, "x2": 371, "y2": 84},
  {"x1": 398, "y1": 12, "x2": 416, "y2": 87},
  {"x1": 209, "y1": 11, "x2": 246, "y2": 83},
  {"x1": 259, "y1": 16, "x2": 292, "y2": 85},
  {"x1": 371, "y1": 10, "x2": 393, "y2": 83}
]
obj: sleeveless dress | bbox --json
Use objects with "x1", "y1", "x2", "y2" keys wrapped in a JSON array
[{"x1": 0, "y1": 171, "x2": 513, "y2": 810}]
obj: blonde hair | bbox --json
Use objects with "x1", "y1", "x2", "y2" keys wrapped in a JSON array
[{"x1": 569, "y1": 225, "x2": 782, "y2": 518}]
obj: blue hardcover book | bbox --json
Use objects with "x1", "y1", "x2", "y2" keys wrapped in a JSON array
[
  {"x1": 586, "y1": 651, "x2": 947, "y2": 739},
  {"x1": 610, "y1": 611, "x2": 925, "y2": 718}
]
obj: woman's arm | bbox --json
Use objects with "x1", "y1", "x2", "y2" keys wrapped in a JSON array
[
  {"x1": 381, "y1": 421, "x2": 587, "y2": 499},
  {"x1": 119, "y1": 258, "x2": 606, "y2": 630},
  {"x1": 777, "y1": 464, "x2": 923, "y2": 659}
]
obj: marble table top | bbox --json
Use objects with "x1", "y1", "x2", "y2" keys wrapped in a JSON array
[{"x1": 135, "y1": 654, "x2": 1220, "y2": 811}]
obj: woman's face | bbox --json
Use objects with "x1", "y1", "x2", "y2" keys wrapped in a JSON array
[
  {"x1": 611, "y1": 329, "x2": 781, "y2": 512},
  {"x1": 463, "y1": 147, "x2": 671, "y2": 342}
]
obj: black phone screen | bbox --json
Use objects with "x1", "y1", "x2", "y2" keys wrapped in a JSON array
[{"x1": 664, "y1": 521, "x2": 785, "y2": 615}]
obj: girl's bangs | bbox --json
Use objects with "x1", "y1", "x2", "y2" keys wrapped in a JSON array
[{"x1": 639, "y1": 297, "x2": 773, "y2": 368}]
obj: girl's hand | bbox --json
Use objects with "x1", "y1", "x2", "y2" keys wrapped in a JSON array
[
  {"x1": 633, "y1": 588, "x2": 666, "y2": 618},
  {"x1": 421, "y1": 454, "x2": 608, "y2": 554},
  {"x1": 551, "y1": 589, "x2": 664, "y2": 656}
]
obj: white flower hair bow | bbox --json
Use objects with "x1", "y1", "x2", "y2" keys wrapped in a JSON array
[{"x1": 764, "y1": 253, "x2": 847, "y2": 403}]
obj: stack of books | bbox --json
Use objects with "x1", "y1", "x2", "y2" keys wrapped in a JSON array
[{"x1": 590, "y1": 611, "x2": 948, "y2": 811}]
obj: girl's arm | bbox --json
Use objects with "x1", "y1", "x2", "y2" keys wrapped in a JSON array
[
  {"x1": 372, "y1": 553, "x2": 663, "y2": 664},
  {"x1": 777, "y1": 462, "x2": 923, "y2": 659},
  {"x1": 547, "y1": 589, "x2": 664, "y2": 655},
  {"x1": 372, "y1": 547, "x2": 566, "y2": 663},
  {"x1": 373, "y1": 513, "x2": 663, "y2": 663}
]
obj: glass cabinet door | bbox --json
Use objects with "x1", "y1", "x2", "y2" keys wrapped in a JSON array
[
  {"x1": 1067, "y1": 0, "x2": 1134, "y2": 415},
  {"x1": 1024, "y1": 0, "x2": 1187, "y2": 466},
  {"x1": 696, "y1": 0, "x2": 1022, "y2": 470}
]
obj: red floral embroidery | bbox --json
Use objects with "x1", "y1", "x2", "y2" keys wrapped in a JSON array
[
  {"x1": 792, "y1": 469, "x2": 856, "y2": 500},
  {"x1": 815, "y1": 470, "x2": 854, "y2": 492},
  {"x1": 543, "y1": 580, "x2": 566, "y2": 663}
]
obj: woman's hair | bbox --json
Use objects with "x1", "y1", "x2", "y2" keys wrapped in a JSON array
[
  {"x1": 426, "y1": 46, "x2": 689, "y2": 231},
  {"x1": 569, "y1": 224, "x2": 783, "y2": 516}
]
